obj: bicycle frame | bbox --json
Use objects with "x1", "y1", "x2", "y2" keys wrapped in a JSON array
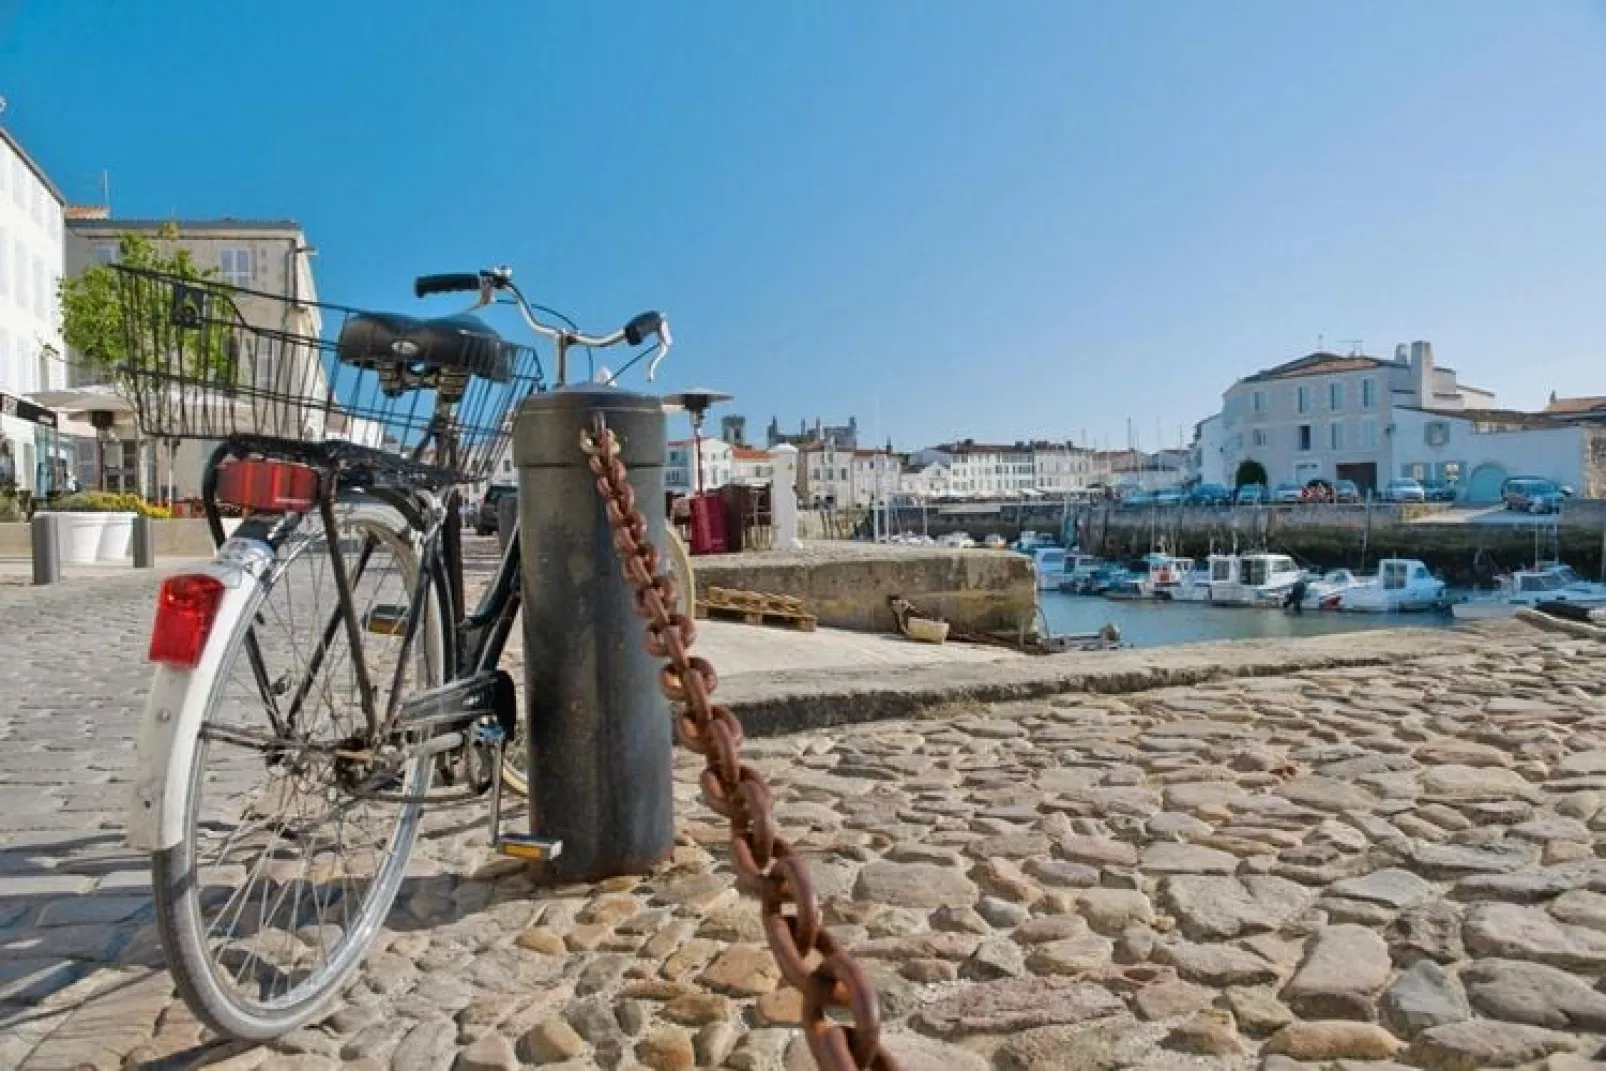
[{"x1": 198, "y1": 438, "x2": 527, "y2": 768}]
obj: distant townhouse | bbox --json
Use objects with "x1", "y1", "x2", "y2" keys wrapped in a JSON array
[
  {"x1": 666, "y1": 437, "x2": 733, "y2": 495},
  {"x1": 1212, "y1": 341, "x2": 1494, "y2": 496},
  {"x1": 44, "y1": 211, "x2": 334, "y2": 499},
  {"x1": 911, "y1": 440, "x2": 1035, "y2": 497},
  {"x1": 730, "y1": 445, "x2": 774, "y2": 485}
]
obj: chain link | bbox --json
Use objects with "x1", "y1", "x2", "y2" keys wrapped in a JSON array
[{"x1": 582, "y1": 414, "x2": 900, "y2": 1071}]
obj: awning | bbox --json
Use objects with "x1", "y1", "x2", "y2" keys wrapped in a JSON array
[
  {"x1": 1, "y1": 391, "x2": 59, "y2": 429},
  {"x1": 26, "y1": 385, "x2": 134, "y2": 418}
]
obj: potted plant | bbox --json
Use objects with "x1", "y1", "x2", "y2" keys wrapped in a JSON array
[{"x1": 37, "y1": 491, "x2": 167, "y2": 563}]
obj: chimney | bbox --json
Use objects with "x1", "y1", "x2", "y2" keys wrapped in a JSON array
[{"x1": 1409, "y1": 341, "x2": 1434, "y2": 407}]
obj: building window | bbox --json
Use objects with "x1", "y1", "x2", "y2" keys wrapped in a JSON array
[
  {"x1": 1251, "y1": 429, "x2": 1267, "y2": 448},
  {"x1": 1329, "y1": 382, "x2": 1343, "y2": 410},
  {"x1": 1403, "y1": 462, "x2": 1428, "y2": 481},
  {"x1": 1361, "y1": 420, "x2": 1378, "y2": 448},
  {"x1": 38, "y1": 341, "x2": 50, "y2": 392},
  {"x1": 1297, "y1": 425, "x2": 1312, "y2": 452},
  {"x1": 1297, "y1": 385, "x2": 1311, "y2": 414},
  {"x1": 1438, "y1": 461, "x2": 1463, "y2": 485},
  {"x1": 14, "y1": 240, "x2": 26, "y2": 310},
  {"x1": 1252, "y1": 390, "x2": 1267, "y2": 413},
  {"x1": 1330, "y1": 422, "x2": 1343, "y2": 450},
  {"x1": 219, "y1": 248, "x2": 253, "y2": 287},
  {"x1": 1361, "y1": 377, "x2": 1376, "y2": 409},
  {"x1": 1424, "y1": 421, "x2": 1450, "y2": 447},
  {"x1": 94, "y1": 243, "x2": 118, "y2": 266}
]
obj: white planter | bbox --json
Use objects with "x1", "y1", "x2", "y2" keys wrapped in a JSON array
[
  {"x1": 96, "y1": 512, "x2": 138, "y2": 561},
  {"x1": 45, "y1": 513, "x2": 109, "y2": 565}
]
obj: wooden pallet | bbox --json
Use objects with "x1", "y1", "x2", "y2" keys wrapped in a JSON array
[{"x1": 695, "y1": 586, "x2": 817, "y2": 631}]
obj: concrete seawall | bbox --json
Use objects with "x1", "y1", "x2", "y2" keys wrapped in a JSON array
[
  {"x1": 1085, "y1": 503, "x2": 1606, "y2": 583},
  {"x1": 690, "y1": 542, "x2": 1036, "y2": 635}
]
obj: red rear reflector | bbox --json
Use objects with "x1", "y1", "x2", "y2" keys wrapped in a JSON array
[
  {"x1": 216, "y1": 459, "x2": 319, "y2": 512},
  {"x1": 149, "y1": 574, "x2": 227, "y2": 668}
]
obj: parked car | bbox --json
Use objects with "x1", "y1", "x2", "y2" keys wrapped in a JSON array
[
  {"x1": 1271, "y1": 482, "x2": 1305, "y2": 504},
  {"x1": 475, "y1": 482, "x2": 518, "y2": 535},
  {"x1": 1502, "y1": 476, "x2": 1573, "y2": 514},
  {"x1": 1235, "y1": 484, "x2": 1266, "y2": 505},
  {"x1": 1383, "y1": 478, "x2": 1426, "y2": 503},
  {"x1": 1422, "y1": 480, "x2": 1458, "y2": 503},
  {"x1": 1301, "y1": 479, "x2": 1335, "y2": 503},
  {"x1": 1187, "y1": 483, "x2": 1232, "y2": 506},
  {"x1": 1333, "y1": 479, "x2": 1361, "y2": 504},
  {"x1": 1152, "y1": 486, "x2": 1184, "y2": 507}
]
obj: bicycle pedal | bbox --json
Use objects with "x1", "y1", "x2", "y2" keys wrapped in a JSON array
[
  {"x1": 495, "y1": 834, "x2": 563, "y2": 861},
  {"x1": 364, "y1": 604, "x2": 409, "y2": 635}
]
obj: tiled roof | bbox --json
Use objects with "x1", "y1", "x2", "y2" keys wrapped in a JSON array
[
  {"x1": 67, "y1": 217, "x2": 304, "y2": 234},
  {"x1": 731, "y1": 447, "x2": 772, "y2": 460},
  {"x1": 1545, "y1": 394, "x2": 1606, "y2": 415},
  {"x1": 1400, "y1": 406, "x2": 1566, "y2": 429},
  {"x1": 1242, "y1": 352, "x2": 1391, "y2": 383}
]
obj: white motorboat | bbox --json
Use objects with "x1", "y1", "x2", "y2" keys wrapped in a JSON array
[
  {"x1": 1112, "y1": 553, "x2": 1194, "y2": 600},
  {"x1": 1226, "y1": 553, "x2": 1305, "y2": 607},
  {"x1": 1452, "y1": 562, "x2": 1606, "y2": 621},
  {"x1": 1302, "y1": 568, "x2": 1365, "y2": 610},
  {"x1": 1030, "y1": 546, "x2": 1068, "y2": 589},
  {"x1": 1333, "y1": 558, "x2": 1448, "y2": 613},
  {"x1": 1171, "y1": 558, "x2": 1218, "y2": 602}
]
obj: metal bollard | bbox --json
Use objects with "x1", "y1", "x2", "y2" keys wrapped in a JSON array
[
  {"x1": 496, "y1": 492, "x2": 517, "y2": 556},
  {"x1": 513, "y1": 385, "x2": 674, "y2": 882},
  {"x1": 31, "y1": 513, "x2": 60, "y2": 586},
  {"x1": 132, "y1": 514, "x2": 156, "y2": 569}
]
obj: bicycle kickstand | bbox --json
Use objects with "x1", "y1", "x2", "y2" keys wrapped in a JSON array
[{"x1": 475, "y1": 723, "x2": 564, "y2": 862}]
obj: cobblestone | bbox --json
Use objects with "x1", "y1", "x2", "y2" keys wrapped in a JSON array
[{"x1": 10, "y1": 572, "x2": 1606, "y2": 1068}]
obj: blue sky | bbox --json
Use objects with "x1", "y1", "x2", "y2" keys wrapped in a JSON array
[{"x1": 4, "y1": 2, "x2": 1604, "y2": 451}]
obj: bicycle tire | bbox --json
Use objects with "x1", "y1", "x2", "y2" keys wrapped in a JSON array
[
  {"x1": 152, "y1": 498, "x2": 444, "y2": 1040},
  {"x1": 498, "y1": 525, "x2": 695, "y2": 798}
]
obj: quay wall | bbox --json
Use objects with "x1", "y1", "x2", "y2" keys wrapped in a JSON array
[
  {"x1": 1086, "y1": 504, "x2": 1606, "y2": 585},
  {"x1": 691, "y1": 543, "x2": 1036, "y2": 635},
  {"x1": 871, "y1": 500, "x2": 1606, "y2": 586}
]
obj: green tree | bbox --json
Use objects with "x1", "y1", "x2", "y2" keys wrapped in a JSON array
[
  {"x1": 1234, "y1": 459, "x2": 1268, "y2": 489},
  {"x1": 58, "y1": 224, "x2": 236, "y2": 385}
]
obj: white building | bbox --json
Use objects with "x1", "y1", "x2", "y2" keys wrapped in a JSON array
[
  {"x1": 911, "y1": 441, "x2": 1036, "y2": 497},
  {"x1": 1214, "y1": 341, "x2": 1495, "y2": 495},
  {"x1": 1190, "y1": 414, "x2": 1229, "y2": 486},
  {"x1": 730, "y1": 446, "x2": 773, "y2": 486},
  {"x1": 899, "y1": 460, "x2": 952, "y2": 499},
  {"x1": 666, "y1": 437, "x2": 732, "y2": 495},
  {"x1": 1393, "y1": 405, "x2": 1606, "y2": 503},
  {"x1": 1030, "y1": 442, "x2": 1097, "y2": 495},
  {"x1": 0, "y1": 125, "x2": 66, "y2": 497}
]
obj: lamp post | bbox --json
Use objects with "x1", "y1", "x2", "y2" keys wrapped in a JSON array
[{"x1": 663, "y1": 389, "x2": 733, "y2": 554}]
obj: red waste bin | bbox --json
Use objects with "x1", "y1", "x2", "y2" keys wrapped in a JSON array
[{"x1": 687, "y1": 493, "x2": 729, "y2": 555}]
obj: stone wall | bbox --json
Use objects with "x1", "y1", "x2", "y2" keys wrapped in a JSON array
[
  {"x1": 0, "y1": 518, "x2": 222, "y2": 560},
  {"x1": 690, "y1": 542, "x2": 1036, "y2": 635}
]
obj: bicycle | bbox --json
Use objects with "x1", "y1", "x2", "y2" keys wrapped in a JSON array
[{"x1": 117, "y1": 263, "x2": 686, "y2": 1038}]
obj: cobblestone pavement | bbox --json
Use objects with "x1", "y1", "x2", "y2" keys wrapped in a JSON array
[{"x1": 7, "y1": 562, "x2": 1606, "y2": 1069}]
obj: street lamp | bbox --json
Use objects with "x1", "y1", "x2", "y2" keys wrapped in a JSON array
[{"x1": 663, "y1": 388, "x2": 733, "y2": 554}]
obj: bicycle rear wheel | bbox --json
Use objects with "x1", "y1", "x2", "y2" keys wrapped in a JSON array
[
  {"x1": 152, "y1": 499, "x2": 443, "y2": 1040},
  {"x1": 498, "y1": 525, "x2": 694, "y2": 797}
]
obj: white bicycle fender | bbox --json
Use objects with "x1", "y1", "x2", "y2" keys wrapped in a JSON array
[{"x1": 128, "y1": 539, "x2": 274, "y2": 852}]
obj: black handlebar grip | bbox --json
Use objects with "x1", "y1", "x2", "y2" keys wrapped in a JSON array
[
  {"x1": 413, "y1": 273, "x2": 484, "y2": 298},
  {"x1": 623, "y1": 310, "x2": 664, "y2": 347}
]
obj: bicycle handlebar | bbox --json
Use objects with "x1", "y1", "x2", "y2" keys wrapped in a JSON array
[
  {"x1": 412, "y1": 266, "x2": 671, "y2": 386},
  {"x1": 413, "y1": 273, "x2": 484, "y2": 298}
]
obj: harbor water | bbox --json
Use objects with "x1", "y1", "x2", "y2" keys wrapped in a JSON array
[{"x1": 1039, "y1": 589, "x2": 1462, "y2": 649}]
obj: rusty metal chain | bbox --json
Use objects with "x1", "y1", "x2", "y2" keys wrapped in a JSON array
[{"x1": 582, "y1": 414, "x2": 900, "y2": 1071}]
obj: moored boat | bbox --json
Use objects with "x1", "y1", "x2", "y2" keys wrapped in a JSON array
[
  {"x1": 1333, "y1": 558, "x2": 1448, "y2": 613},
  {"x1": 1451, "y1": 562, "x2": 1606, "y2": 621}
]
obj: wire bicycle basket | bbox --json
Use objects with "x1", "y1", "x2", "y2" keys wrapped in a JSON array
[{"x1": 109, "y1": 265, "x2": 545, "y2": 485}]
